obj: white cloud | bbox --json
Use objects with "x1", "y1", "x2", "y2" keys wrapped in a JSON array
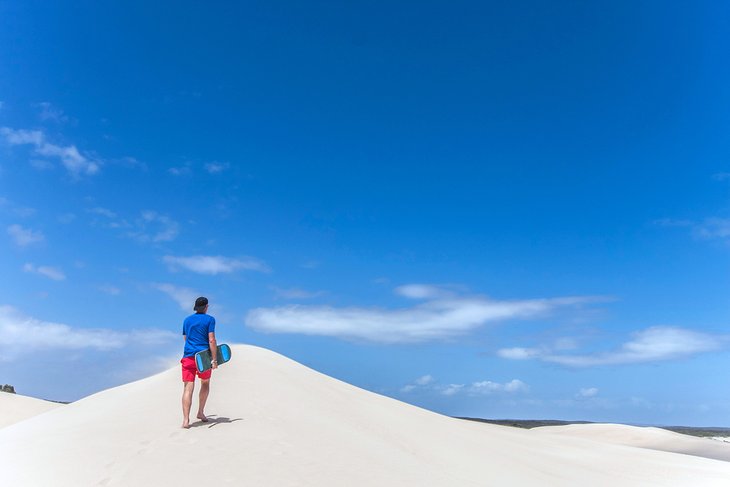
[
  {"x1": 503, "y1": 379, "x2": 530, "y2": 393},
  {"x1": 441, "y1": 384, "x2": 464, "y2": 396},
  {"x1": 164, "y1": 255, "x2": 269, "y2": 274},
  {"x1": 577, "y1": 387, "x2": 599, "y2": 398},
  {"x1": 0, "y1": 127, "x2": 98, "y2": 176},
  {"x1": 23, "y1": 263, "x2": 66, "y2": 281},
  {"x1": 402, "y1": 374, "x2": 529, "y2": 397},
  {"x1": 0, "y1": 305, "x2": 177, "y2": 361},
  {"x1": 499, "y1": 326, "x2": 725, "y2": 367},
  {"x1": 1, "y1": 127, "x2": 44, "y2": 145},
  {"x1": 152, "y1": 283, "x2": 201, "y2": 311},
  {"x1": 497, "y1": 347, "x2": 542, "y2": 360},
  {"x1": 468, "y1": 379, "x2": 529, "y2": 395},
  {"x1": 7, "y1": 224, "x2": 44, "y2": 246},
  {"x1": 245, "y1": 286, "x2": 600, "y2": 344},
  {"x1": 401, "y1": 374, "x2": 435, "y2": 393},
  {"x1": 205, "y1": 162, "x2": 230, "y2": 174}
]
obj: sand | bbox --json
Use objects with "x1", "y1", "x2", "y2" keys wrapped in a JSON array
[
  {"x1": 0, "y1": 390, "x2": 63, "y2": 429},
  {"x1": 533, "y1": 423, "x2": 730, "y2": 462},
  {"x1": 1, "y1": 344, "x2": 729, "y2": 486}
]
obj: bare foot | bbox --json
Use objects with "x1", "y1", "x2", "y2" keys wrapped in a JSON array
[
  {"x1": 182, "y1": 421, "x2": 190, "y2": 429},
  {"x1": 197, "y1": 413, "x2": 209, "y2": 423}
]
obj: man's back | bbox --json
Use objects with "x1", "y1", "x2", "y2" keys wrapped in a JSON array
[{"x1": 182, "y1": 313, "x2": 216, "y2": 357}]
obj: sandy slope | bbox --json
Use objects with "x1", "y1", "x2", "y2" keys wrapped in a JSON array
[
  {"x1": 533, "y1": 423, "x2": 730, "y2": 462},
  {"x1": 1, "y1": 344, "x2": 730, "y2": 486},
  {"x1": 0, "y1": 391, "x2": 63, "y2": 428}
]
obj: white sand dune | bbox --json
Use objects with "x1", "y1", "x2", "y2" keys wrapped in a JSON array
[
  {"x1": 1, "y1": 344, "x2": 730, "y2": 486},
  {"x1": 0, "y1": 391, "x2": 63, "y2": 429},
  {"x1": 533, "y1": 423, "x2": 730, "y2": 462}
]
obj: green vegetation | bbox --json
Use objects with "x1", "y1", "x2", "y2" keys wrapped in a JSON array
[{"x1": 1, "y1": 384, "x2": 15, "y2": 394}]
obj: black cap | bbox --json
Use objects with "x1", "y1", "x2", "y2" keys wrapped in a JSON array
[{"x1": 194, "y1": 296, "x2": 209, "y2": 311}]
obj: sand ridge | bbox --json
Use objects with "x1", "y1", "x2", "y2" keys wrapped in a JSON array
[
  {"x1": 0, "y1": 390, "x2": 63, "y2": 429},
  {"x1": 1, "y1": 344, "x2": 729, "y2": 486},
  {"x1": 533, "y1": 423, "x2": 730, "y2": 462}
]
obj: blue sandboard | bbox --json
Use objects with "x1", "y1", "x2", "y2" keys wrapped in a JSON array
[{"x1": 195, "y1": 344, "x2": 232, "y2": 373}]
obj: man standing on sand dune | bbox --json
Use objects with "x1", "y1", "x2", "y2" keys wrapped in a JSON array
[{"x1": 181, "y1": 296, "x2": 218, "y2": 429}]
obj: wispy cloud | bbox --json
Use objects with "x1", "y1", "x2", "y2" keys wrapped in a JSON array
[
  {"x1": 88, "y1": 207, "x2": 117, "y2": 218},
  {"x1": 246, "y1": 286, "x2": 603, "y2": 344},
  {"x1": 7, "y1": 224, "x2": 44, "y2": 246},
  {"x1": 88, "y1": 208, "x2": 179, "y2": 243},
  {"x1": 401, "y1": 374, "x2": 528, "y2": 396},
  {"x1": 656, "y1": 217, "x2": 730, "y2": 242},
  {"x1": 152, "y1": 283, "x2": 201, "y2": 311},
  {"x1": 23, "y1": 263, "x2": 66, "y2": 281},
  {"x1": 0, "y1": 305, "x2": 177, "y2": 361},
  {"x1": 130, "y1": 211, "x2": 179, "y2": 243},
  {"x1": 577, "y1": 387, "x2": 599, "y2": 398},
  {"x1": 498, "y1": 326, "x2": 726, "y2": 367},
  {"x1": 0, "y1": 127, "x2": 99, "y2": 176},
  {"x1": 35, "y1": 102, "x2": 70, "y2": 124},
  {"x1": 205, "y1": 161, "x2": 230, "y2": 174},
  {"x1": 164, "y1": 255, "x2": 270, "y2": 274},
  {"x1": 712, "y1": 172, "x2": 730, "y2": 182},
  {"x1": 0, "y1": 197, "x2": 36, "y2": 218},
  {"x1": 99, "y1": 284, "x2": 121, "y2": 296},
  {"x1": 692, "y1": 218, "x2": 730, "y2": 240},
  {"x1": 401, "y1": 374, "x2": 434, "y2": 393},
  {"x1": 469, "y1": 379, "x2": 529, "y2": 394},
  {"x1": 168, "y1": 162, "x2": 192, "y2": 176}
]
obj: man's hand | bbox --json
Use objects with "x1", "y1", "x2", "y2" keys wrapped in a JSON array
[{"x1": 211, "y1": 360, "x2": 218, "y2": 370}]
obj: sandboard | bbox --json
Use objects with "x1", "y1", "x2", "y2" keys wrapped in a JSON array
[{"x1": 195, "y1": 344, "x2": 232, "y2": 373}]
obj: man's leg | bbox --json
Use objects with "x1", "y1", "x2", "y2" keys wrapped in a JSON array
[
  {"x1": 182, "y1": 381, "x2": 195, "y2": 428},
  {"x1": 197, "y1": 379, "x2": 210, "y2": 422}
]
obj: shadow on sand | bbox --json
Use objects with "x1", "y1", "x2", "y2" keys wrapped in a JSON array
[{"x1": 190, "y1": 414, "x2": 243, "y2": 429}]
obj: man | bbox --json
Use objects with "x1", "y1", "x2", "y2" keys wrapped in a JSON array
[{"x1": 180, "y1": 296, "x2": 218, "y2": 429}]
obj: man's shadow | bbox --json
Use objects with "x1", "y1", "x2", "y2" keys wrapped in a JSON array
[{"x1": 190, "y1": 414, "x2": 243, "y2": 429}]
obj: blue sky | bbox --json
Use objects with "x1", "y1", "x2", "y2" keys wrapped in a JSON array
[{"x1": 2, "y1": 1, "x2": 730, "y2": 426}]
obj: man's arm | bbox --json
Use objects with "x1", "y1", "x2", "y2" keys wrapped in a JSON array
[{"x1": 209, "y1": 332, "x2": 218, "y2": 369}]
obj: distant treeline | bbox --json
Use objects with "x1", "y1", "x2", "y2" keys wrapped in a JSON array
[{"x1": 2, "y1": 384, "x2": 16, "y2": 393}]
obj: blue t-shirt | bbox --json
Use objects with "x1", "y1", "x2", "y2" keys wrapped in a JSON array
[{"x1": 182, "y1": 313, "x2": 216, "y2": 358}]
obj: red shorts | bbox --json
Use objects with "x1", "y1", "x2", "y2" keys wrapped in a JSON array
[{"x1": 181, "y1": 356, "x2": 212, "y2": 382}]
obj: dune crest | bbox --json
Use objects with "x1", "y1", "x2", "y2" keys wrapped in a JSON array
[
  {"x1": 1, "y1": 344, "x2": 729, "y2": 486},
  {"x1": 0, "y1": 391, "x2": 63, "y2": 429},
  {"x1": 534, "y1": 423, "x2": 730, "y2": 463}
]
